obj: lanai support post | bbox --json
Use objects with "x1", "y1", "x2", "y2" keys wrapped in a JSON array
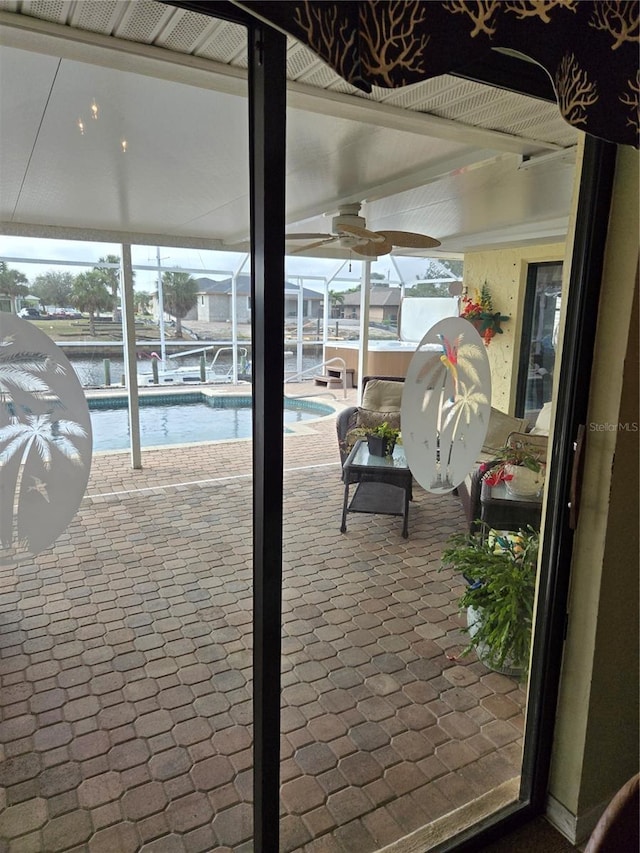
[{"x1": 120, "y1": 244, "x2": 141, "y2": 469}]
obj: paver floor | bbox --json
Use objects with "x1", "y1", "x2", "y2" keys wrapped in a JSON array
[{"x1": 0, "y1": 387, "x2": 526, "y2": 852}]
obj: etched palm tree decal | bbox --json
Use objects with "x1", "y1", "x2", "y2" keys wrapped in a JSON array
[
  {"x1": 442, "y1": 381, "x2": 489, "y2": 479},
  {"x1": 0, "y1": 411, "x2": 86, "y2": 468},
  {"x1": 443, "y1": 381, "x2": 488, "y2": 438},
  {"x1": 0, "y1": 314, "x2": 92, "y2": 556},
  {"x1": 402, "y1": 317, "x2": 492, "y2": 494},
  {"x1": 0, "y1": 339, "x2": 64, "y2": 395}
]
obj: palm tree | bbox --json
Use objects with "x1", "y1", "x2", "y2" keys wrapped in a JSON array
[
  {"x1": 328, "y1": 289, "x2": 345, "y2": 318},
  {"x1": 161, "y1": 271, "x2": 198, "y2": 338},
  {"x1": 94, "y1": 255, "x2": 134, "y2": 321},
  {"x1": 135, "y1": 290, "x2": 152, "y2": 315},
  {"x1": 71, "y1": 271, "x2": 113, "y2": 335}
]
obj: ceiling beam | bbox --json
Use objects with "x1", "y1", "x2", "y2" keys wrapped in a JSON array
[
  {"x1": 286, "y1": 80, "x2": 562, "y2": 154},
  {"x1": 0, "y1": 220, "x2": 230, "y2": 251},
  {"x1": 225, "y1": 150, "x2": 509, "y2": 245}
]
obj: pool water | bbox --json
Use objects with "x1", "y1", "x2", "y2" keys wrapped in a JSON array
[{"x1": 89, "y1": 394, "x2": 333, "y2": 451}]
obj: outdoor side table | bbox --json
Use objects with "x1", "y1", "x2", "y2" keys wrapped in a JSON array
[
  {"x1": 341, "y1": 439, "x2": 413, "y2": 538},
  {"x1": 480, "y1": 480, "x2": 542, "y2": 532}
]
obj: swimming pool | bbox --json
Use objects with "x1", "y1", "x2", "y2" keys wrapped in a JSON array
[{"x1": 89, "y1": 393, "x2": 335, "y2": 451}]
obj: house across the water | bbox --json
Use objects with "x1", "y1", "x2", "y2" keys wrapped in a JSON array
[{"x1": 188, "y1": 275, "x2": 323, "y2": 323}]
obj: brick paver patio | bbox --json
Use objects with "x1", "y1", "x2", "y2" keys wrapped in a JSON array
[{"x1": 0, "y1": 386, "x2": 526, "y2": 852}]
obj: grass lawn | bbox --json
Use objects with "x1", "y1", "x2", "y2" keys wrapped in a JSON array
[{"x1": 29, "y1": 318, "x2": 161, "y2": 342}]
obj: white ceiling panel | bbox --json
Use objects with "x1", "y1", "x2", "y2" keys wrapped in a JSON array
[
  {"x1": 0, "y1": 47, "x2": 61, "y2": 215},
  {"x1": 3, "y1": 51, "x2": 251, "y2": 238}
]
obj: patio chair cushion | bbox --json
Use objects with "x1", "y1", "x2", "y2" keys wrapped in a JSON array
[
  {"x1": 482, "y1": 407, "x2": 529, "y2": 455},
  {"x1": 506, "y1": 431, "x2": 549, "y2": 464},
  {"x1": 361, "y1": 378, "x2": 404, "y2": 412},
  {"x1": 530, "y1": 401, "x2": 553, "y2": 435}
]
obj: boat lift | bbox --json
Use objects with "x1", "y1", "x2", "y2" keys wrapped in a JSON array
[{"x1": 137, "y1": 346, "x2": 250, "y2": 385}]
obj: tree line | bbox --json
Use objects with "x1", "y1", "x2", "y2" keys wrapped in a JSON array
[{"x1": 0, "y1": 258, "x2": 198, "y2": 337}]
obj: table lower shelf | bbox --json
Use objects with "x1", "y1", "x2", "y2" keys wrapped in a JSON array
[
  {"x1": 341, "y1": 481, "x2": 409, "y2": 538},
  {"x1": 347, "y1": 482, "x2": 406, "y2": 516}
]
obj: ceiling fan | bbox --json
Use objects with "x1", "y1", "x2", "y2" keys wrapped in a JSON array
[{"x1": 285, "y1": 203, "x2": 441, "y2": 257}]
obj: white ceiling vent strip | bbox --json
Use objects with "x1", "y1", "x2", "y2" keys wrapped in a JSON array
[
  {"x1": 196, "y1": 21, "x2": 248, "y2": 65},
  {"x1": 21, "y1": 0, "x2": 69, "y2": 23},
  {"x1": 300, "y1": 63, "x2": 354, "y2": 90},
  {"x1": 286, "y1": 43, "x2": 323, "y2": 80},
  {"x1": 69, "y1": 0, "x2": 122, "y2": 35},
  {"x1": 155, "y1": 9, "x2": 214, "y2": 53},
  {"x1": 114, "y1": 1, "x2": 175, "y2": 44},
  {"x1": 421, "y1": 82, "x2": 501, "y2": 115},
  {"x1": 229, "y1": 52, "x2": 249, "y2": 71},
  {"x1": 379, "y1": 76, "x2": 474, "y2": 110},
  {"x1": 508, "y1": 116, "x2": 576, "y2": 147},
  {"x1": 328, "y1": 79, "x2": 366, "y2": 96}
]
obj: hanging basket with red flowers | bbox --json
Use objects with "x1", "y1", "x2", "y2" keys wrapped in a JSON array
[{"x1": 460, "y1": 282, "x2": 509, "y2": 346}]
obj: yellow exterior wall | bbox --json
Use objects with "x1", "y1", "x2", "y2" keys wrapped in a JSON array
[
  {"x1": 548, "y1": 145, "x2": 639, "y2": 836},
  {"x1": 463, "y1": 244, "x2": 565, "y2": 413}
]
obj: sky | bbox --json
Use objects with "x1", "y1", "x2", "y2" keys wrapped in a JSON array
[{"x1": 0, "y1": 235, "x2": 440, "y2": 294}]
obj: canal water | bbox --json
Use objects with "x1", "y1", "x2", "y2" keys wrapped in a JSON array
[{"x1": 66, "y1": 348, "x2": 323, "y2": 387}]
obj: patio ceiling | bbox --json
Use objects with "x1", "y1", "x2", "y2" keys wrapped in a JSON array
[{"x1": 0, "y1": 1, "x2": 578, "y2": 258}]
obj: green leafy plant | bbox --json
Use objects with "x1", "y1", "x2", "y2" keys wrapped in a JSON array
[
  {"x1": 343, "y1": 421, "x2": 401, "y2": 453},
  {"x1": 441, "y1": 524, "x2": 539, "y2": 676},
  {"x1": 481, "y1": 443, "x2": 542, "y2": 486},
  {"x1": 365, "y1": 421, "x2": 401, "y2": 457},
  {"x1": 368, "y1": 421, "x2": 400, "y2": 441}
]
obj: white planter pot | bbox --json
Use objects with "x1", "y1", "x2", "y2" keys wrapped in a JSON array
[{"x1": 504, "y1": 464, "x2": 544, "y2": 498}]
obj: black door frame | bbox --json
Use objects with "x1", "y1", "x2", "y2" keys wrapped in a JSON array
[
  {"x1": 247, "y1": 22, "x2": 287, "y2": 853},
  {"x1": 163, "y1": 5, "x2": 618, "y2": 849},
  {"x1": 448, "y1": 136, "x2": 616, "y2": 852}
]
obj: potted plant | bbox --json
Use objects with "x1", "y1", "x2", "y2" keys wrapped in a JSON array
[
  {"x1": 481, "y1": 442, "x2": 545, "y2": 498},
  {"x1": 459, "y1": 281, "x2": 509, "y2": 346},
  {"x1": 441, "y1": 524, "x2": 539, "y2": 678},
  {"x1": 364, "y1": 421, "x2": 401, "y2": 457}
]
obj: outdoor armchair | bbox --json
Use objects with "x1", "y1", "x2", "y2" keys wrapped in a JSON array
[{"x1": 336, "y1": 375, "x2": 405, "y2": 465}]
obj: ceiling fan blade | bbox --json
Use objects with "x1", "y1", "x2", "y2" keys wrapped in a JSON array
[
  {"x1": 337, "y1": 223, "x2": 386, "y2": 243},
  {"x1": 352, "y1": 236, "x2": 393, "y2": 257},
  {"x1": 288, "y1": 237, "x2": 338, "y2": 254},
  {"x1": 285, "y1": 232, "x2": 333, "y2": 240},
  {"x1": 378, "y1": 230, "x2": 441, "y2": 249}
]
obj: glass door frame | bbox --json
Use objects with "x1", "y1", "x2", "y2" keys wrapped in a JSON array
[
  {"x1": 165, "y1": 4, "x2": 619, "y2": 849},
  {"x1": 515, "y1": 260, "x2": 564, "y2": 421}
]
